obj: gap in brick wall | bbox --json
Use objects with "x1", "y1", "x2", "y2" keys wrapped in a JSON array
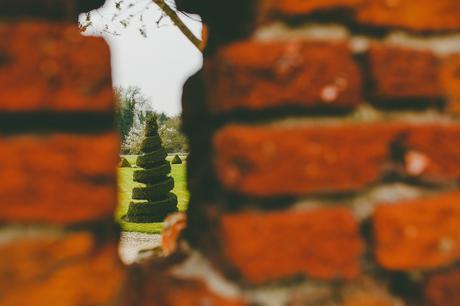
[{"x1": 79, "y1": 0, "x2": 203, "y2": 264}]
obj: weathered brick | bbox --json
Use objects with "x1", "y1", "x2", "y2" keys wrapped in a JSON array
[
  {"x1": 367, "y1": 44, "x2": 441, "y2": 102},
  {"x1": 205, "y1": 40, "x2": 362, "y2": 113},
  {"x1": 440, "y1": 54, "x2": 460, "y2": 113},
  {"x1": 217, "y1": 207, "x2": 363, "y2": 284},
  {"x1": 424, "y1": 269, "x2": 460, "y2": 306},
  {"x1": 269, "y1": 0, "x2": 362, "y2": 17},
  {"x1": 125, "y1": 259, "x2": 245, "y2": 306},
  {"x1": 403, "y1": 124, "x2": 460, "y2": 182},
  {"x1": 0, "y1": 232, "x2": 123, "y2": 306},
  {"x1": 374, "y1": 191, "x2": 460, "y2": 270},
  {"x1": 356, "y1": 0, "x2": 460, "y2": 31},
  {"x1": 214, "y1": 123, "x2": 460, "y2": 197},
  {"x1": 0, "y1": 133, "x2": 118, "y2": 224},
  {"x1": 0, "y1": 22, "x2": 113, "y2": 112},
  {"x1": 213, "y1": 123, "x2": 397, "y2": 196}
]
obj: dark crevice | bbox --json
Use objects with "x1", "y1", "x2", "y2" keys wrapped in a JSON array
[{"x1": 0, "y1": 112, "x2": 114, "y2": 135}]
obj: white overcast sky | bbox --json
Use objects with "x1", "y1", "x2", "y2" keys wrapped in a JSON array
[{"x1": 82, "y1": 0, "x2": 203, "y2": 115}]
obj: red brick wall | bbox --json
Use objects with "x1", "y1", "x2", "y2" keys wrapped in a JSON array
[
  {"x1": 0, "y1": 2, "x2": 124, "y2": 306},
  {"x1": 173, "y1": 0, "x2": 460, "y2": 305},
  {"x1": 5, "y1": 1, "x2": 460, "y2": 306}
]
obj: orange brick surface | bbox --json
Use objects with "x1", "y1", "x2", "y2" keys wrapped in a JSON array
[
  {"x1": 374, "y1": 191, "x2": 460, "y2": 270},
  {"x1": 424, "y1": 269, "x2": 460, "y2": 306},
  {"x1": 205, "y1": 40, "x2": 362, "y2": 113},
  {"x1": 0, "y1": 232, "x2": 123, "y2": 306},
  {"x1": 356, "y1": 0, "x2": 460, "y2": 31},
  {"x1": 124, "y1": 260, "x2": 246, "y2": 306},
  {"x1": 404, "y1": 124, "x2": 460, "y2": 182},
  {"x1": 213, "y1": 123, "x2": 396, "y2": 196},
  {"x1": 269, "y1": 0, "x2": 362, "y2": 16},
  {"x1": 367, "y1": 45, "x2": 441, "y2": 102},
  {"x1": 440, "y1": 54, "x2": 460, "y2": 112},
  {"x1": 0, "y1": 21, "x2": 113, "y2": 112},
  {"x1": 214, "y1": 123, "x2": 460, "y2": 196},
  {"x1": 0, "y1": 133, "x2": 118, "y2": 224},
  {"x1": 218, "y1": 207, "x2": 363, "y2": 284}
]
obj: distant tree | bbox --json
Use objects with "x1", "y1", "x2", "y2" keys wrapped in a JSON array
[
  {"x1": 159, "y1": 115, "x2": 188, "y2": 153},
  {"x1": 115, "y1": 86, "x2": 150, "y2": 151},
  {"x1": 115, "y1": 87, "x2": 188, "y2": 154}
]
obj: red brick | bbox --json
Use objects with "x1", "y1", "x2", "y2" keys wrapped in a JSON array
[
  {"x1": 440, "y1": 54, "x2": 460, "y2": 113},
  {"x1": 124, "y1": 259, "x2": 245, "y2": 306},
  {"x1": 374, "y1": 191, "x2": 460, "y2": 270},
  {"x1": 217, "y1": 207, "x2": 363, "y2": 284},
  {"x1": 425, "y1": 269, "x2": 460, "y2": 306},
  {"x1": 404, "y1": 124, "x2": 460, "y2": 182},
  {"x1": 0, "y1": 22, "x2": 113, "y2": 112},
  {"x1": 205, "y1": 40, "x2": 362, "y2": 113},
  {"x1": 356, "y1": 0, "x2": 460, "y2": 31},
  {"x1": 367, "y1": 45, "x2": 441, "y2": 102},
  {"x1": 0, "y1": 132, "x2": 118, "y2": 224},
  {"x1": 0, "y1": 231, "x2": 123, "y2": 306},
  {"x1": 214, "y1": 123, "x2": 460, "y2": 197},
  {"x1": 214, "y1": 123, "x2": 398, "y2": 196},
  {"x1": 269, "y1": 0, "x2": 362, "y2": 17}
]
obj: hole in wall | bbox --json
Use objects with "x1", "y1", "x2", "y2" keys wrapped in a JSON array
[{"x1": 79, "y1": 0, "x2": 203, "y2": 264}]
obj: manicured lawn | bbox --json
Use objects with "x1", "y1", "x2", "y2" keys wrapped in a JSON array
[{"x1": 116, "y1": 155, "x2": 189, "y2": 234}]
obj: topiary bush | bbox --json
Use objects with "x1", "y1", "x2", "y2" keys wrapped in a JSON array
[
  {"x1": 119, "y1": 157, "x2": 131, "y2": 168},
  {"x1": 124, "y1": 115, "x2": 178, "y2": 223},
  {"x1": 171, "y1": 154, "x2": 183, "y2": 164}
]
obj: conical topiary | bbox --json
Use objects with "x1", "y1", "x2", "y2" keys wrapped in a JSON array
[
  {"x1": 119, "y1": 157, "x2": 131, "y2": 168},
  {"x1": 124, "y1": 115, "x2": 178, "y2": 223},
  {"x1": 171, "y1": 154, "x2": 183, "y2": 164}
]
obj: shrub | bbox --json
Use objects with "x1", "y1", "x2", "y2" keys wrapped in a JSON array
[
  {"x1": 171, "y1": 154, "x2": 183, "y2": 164},
  {"x1": 124, "y1": 114, "x2": 178, "y2": 223},
  {"x1": 119, "y1": 158, "x2": 131, "y2": 168}
]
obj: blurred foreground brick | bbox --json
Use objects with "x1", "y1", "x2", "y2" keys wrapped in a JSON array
[
  {"x1": 213, "y1": 123, "x2": 460, "y2": 197},
  {"x1": 0, "y1": 229, "x2": 123, "y2": 306},
  {"x1": 217, "y1": 207, "x2": 363, "y2": 284},
  {"x1": 0, "y1": 133, "x2": 118, "y2": 224},
  {"x1": 124, "y1": 259, "x2": 246, "y2": 306},
  {"x1": 0, "y1": 22, "x2": 113, "y2": 112},
  {"x1": 205, "y1": 40, "x2": 361, "y2": 113},
  {"x1": 374, "y1": 191, "x2": 460, "y2": 270}
]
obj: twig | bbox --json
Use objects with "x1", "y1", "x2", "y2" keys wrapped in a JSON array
[{"x1": 152, "y1": 0, "x2": 203, "y2": 51}]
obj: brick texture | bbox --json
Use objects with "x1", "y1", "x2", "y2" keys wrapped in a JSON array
[
  {"x1": 217, "y1": 207, "x2": 363, "y2": 284},
  {"x1": 0, "y1": 133, "x2": 118, "y2": 224},
  {"x1": 440, "y1": 54, "x2": 460, "y2": 112},
  {"x1": 356, "y1": 0, "x2": 460, "y2": 31},
  {"x1": 268, "y1": 0, "x2": 361, "y2": 17},
  {"x1": 0, "y1": 22, "x2": 113, "y2": 112},
  {"x1": 367, "y1": 44, "x2": 441, "y2": 102},
  {"x1": 124, "y1": 260, "x2": 246, "y2": 306},
  {"x1": 205, "y1": 40, "x2": 362, "y2": 113},
  {"x1": 0, "y1": 231, "x2": 123, "y2": 306},
  {"x1": 424, "y1": 269, "x2": 460, "y2": 306},
  {"x1": 374, "y1": 191, "x2": 460, "y2": 270},
  {"x1": 214, "y1": 123, "x2": 460, "y2": 196}
]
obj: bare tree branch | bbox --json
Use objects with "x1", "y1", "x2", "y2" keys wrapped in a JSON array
[{"x1": 152, "y1": 0, "x2": 203, "y2": 51}]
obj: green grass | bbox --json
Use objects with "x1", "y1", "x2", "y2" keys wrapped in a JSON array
[{"x1": 116, "y1": 155, "x2": 189, "y2": 234}]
